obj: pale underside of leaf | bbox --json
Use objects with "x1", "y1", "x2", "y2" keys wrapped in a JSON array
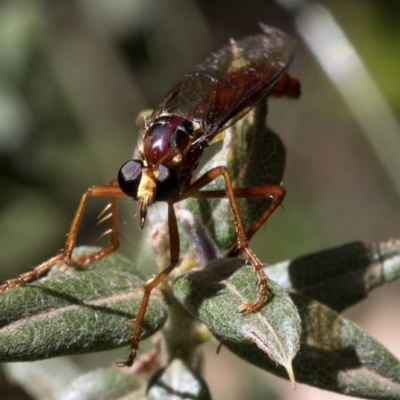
[{"x1": 147, "y1": 358, "x2": 211, "y2": 400}]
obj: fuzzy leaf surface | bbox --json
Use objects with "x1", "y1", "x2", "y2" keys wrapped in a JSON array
[
  {"x1": 173, "y1": 258, "x2": 301, "y2": 382},
  {"x1": 3, "y1": 358, "x2": 83, "y2": 400},
  {"x1": 0, "y1": 248, "x2": 167, "y2": 361},
  {"x1": 226, "y1": 293, "x2": 400, "y2": 399},
  {"x1": 267, "y1": 239, "x2": 400, "y2": 312},
  {"x1": 58, "y1": 368, "x2": 147, "y2": 400}
]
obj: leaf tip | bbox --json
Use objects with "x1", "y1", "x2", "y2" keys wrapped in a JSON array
[{"x1": 285, "y1": 363, "x2": 296, "y2": 389}]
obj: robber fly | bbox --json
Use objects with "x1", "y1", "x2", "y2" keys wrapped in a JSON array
[{"x1": 1, "y1": 24, "x2": 300, "y2": 366}]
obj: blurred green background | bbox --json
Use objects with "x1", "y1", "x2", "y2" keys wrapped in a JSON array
[{"x1": 0, "y1": 0, "x2": 399, "y2": 399}]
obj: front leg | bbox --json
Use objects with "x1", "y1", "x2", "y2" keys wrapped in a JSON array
[
  {"x1": 119, "y1": 201, "x2": 180, "y2": 366},
  {"x1": 0, "y1": 180, "x2": 125, "y2": 292}
]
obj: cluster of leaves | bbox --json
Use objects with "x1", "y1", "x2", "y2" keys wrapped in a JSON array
[{"x1": 1, "y1": 103, "x2": 400, "y2": 399}]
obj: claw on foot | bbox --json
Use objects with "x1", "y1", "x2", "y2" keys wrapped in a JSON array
[
  {"x1": 238, "y1": 292, "x2": 270, "y2": 313},
  {"x1": 238, "y1": 270, "x2": 270, "y2": 313},
  {"x1": 116, "y1": 347, "x2": 137, "y2": 368},
  {"x1": 115, "y1": 358, "x2": 133, "y2": 368},
  {"x1": 238, "y1": 291, "x2": 270, "y2": 313}
]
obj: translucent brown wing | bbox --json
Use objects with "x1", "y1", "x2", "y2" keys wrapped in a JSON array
[{"x1": 150, "y1": 24, "x2": 296, "y2": 141}]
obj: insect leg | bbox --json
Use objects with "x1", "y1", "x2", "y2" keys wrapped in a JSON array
[
  {"x1": 195, "y1": 185, "x2": 286, "y2": 257},
  {"x1": 0, "y1": 180, "x2": 125, "y2": 291},
  {"x1": 121, "y1": 201, "x2": 180, "y2": 367},
  {"x1": 182, "y1": 167, "x2": 273, "y2": 312}
]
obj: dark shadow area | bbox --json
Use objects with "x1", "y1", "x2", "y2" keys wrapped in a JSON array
[
  {"x1": 180, "y1": 258, "x2": 244, "y2": 316},
  {"x1": 287, "y1": 241, "x2": 380, "y2": 311}
]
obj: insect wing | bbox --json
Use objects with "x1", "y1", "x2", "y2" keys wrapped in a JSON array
[{"x1": 151, "y1": 25, "x2": 295, "y2": 141}]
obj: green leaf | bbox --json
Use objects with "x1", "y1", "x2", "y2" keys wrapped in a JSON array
[
  {"x1": 173, "y1": 258, "x2": 301, "y2": 384},
  {"x1": 0, "y1": 248, "x2": 167, "y2": 362},
  {"x1": 186, "y1": 101, "x2": 286, "y2": 251},
  {"x1": 226, "y1": 293, "x2": 400, "y2": 399},
  {"x1": 266, "y1": 239, "x2": 400, "y2": 312},
  {"x1": 58, "y1": 368, "x2": 147, "y2": 400},
  {"x1": 147, "y1": 358, "x2": 211, "y2": 400},
  {"x1": 3, "y1": 358, "x2": 83, "y2": 400}
]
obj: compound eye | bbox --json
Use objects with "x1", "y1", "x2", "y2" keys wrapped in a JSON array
[
  {"x1": 118, "y1": 160, "x2": 143, "y2": 199},
  {"x1": 155, "y1": 164, "x2": 179, "y2": 201}
]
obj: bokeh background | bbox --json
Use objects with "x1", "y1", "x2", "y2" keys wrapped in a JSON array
[{"x1": 0, "y1": 0, "x2": 399, "y2": 399}]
